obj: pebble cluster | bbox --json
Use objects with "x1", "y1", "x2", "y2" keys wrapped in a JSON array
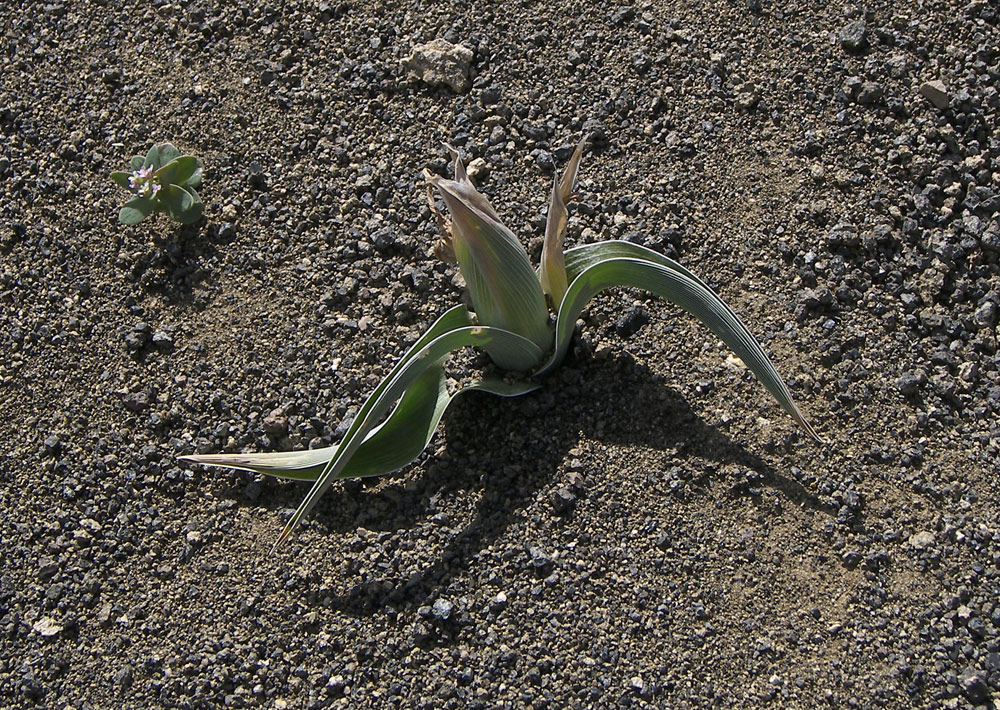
[{"x1": 1, "y1": 0, "x2": 998, "y2": 708}]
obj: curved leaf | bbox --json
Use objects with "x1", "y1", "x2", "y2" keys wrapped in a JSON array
[
  {"x1": 181, "y1": 364, "x2": 539, "y2": 482},
  {"x1": 110, "y1": 171, "x2": 132, "y2": 190},
  {"x1": 344, "y1": 366, "x2": 539, "y2": 479},
  {"x1": 426, "y1": 152, "x2": 552, "y2": 363},
  {"x1": 540, "y1": 138, "x2": 586, "y2": 305},
  {"x1": 119, "y1": 196, "x2": 155, "y2": 225},
  {"x1": 547, "y1": 245, "x2": 819, "y2": 440},
  {"x1": 183, "y1": 305, "x2": 544, "y2": 548},
  {"x1": 159, "y1": 184, "x2": 194, "y2": 219},
  {"x1": 156, "y1": 156, "x2": 201, "y2": 188},
  {"x1": 155, "y1": 143, "x2": 180, "y2": 167},
  {"x1": 143, "y1": 145, "x2": 161, "y2": 169},
  {"x1": 181, "y1": 306, "x2": 477, "y2": 473},
  {"x1": 272, "y1": 321, "x2": 543, "y2": 548}
]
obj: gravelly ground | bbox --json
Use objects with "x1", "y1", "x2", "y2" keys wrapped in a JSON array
[{"x1": 2, "y1": 0, "x2": 999, "y2": 708}]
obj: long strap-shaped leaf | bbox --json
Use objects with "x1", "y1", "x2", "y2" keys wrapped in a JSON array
[
  {"x1": 546, "y1": 241, "x2": 820, "y2": 441},
  {"x1": 181, "y1": 364, "x2": 539, "y2": 482},
  {"x1": 272, "y1": 320, "x2": 543, "y2": 549}
]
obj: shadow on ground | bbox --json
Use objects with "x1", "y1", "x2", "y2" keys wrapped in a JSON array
[{"x1": 236, "y1": 350, "x2": 836, "y2": 617}]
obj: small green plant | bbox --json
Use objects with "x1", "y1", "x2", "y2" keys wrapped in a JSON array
[
  {"x1": 110, "y1": 143, "x2": 204, "y2": 225},
  {"x1": 182, "y1": 140, "x2": 820, "y2": 549}
]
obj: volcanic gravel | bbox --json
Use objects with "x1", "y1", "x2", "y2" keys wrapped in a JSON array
[{"x1": 2, "y1": 0, "x2": 999, "y2": 708}]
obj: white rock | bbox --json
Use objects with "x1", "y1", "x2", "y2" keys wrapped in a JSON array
[
  {"x1": 33, "y1": 616, "x2": 63, "y2": 637},
  {"x1": 402, "y1": 39, "x2": 473, "y2": 93},
  {"x1": 908, "y1": 530, "x2": 935, "y2": 549}
]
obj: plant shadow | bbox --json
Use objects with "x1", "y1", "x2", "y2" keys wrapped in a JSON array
[
  {"x1": 131, "y1": 221, "x2": 229, "y2": 305},
  {"x1": 292, "y1": 348, "x2": 834, "y2": 617}
]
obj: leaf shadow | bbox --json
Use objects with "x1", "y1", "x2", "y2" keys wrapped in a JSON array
[{"x1": 298, "y1": 349, "x2": 834, "y2": 618}]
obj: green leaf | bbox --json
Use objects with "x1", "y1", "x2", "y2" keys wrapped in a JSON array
[
  {"x1": 158, "y1": 184, "x2": 194, "y2": 221},
  {"x1": 179, "y1": 365, "x2": 540, "y2": 482},
  {"x1": 550, "y1": 241, "x2": 820, "y2": 440},
  {"x1": 110, "y1": 171, "x2": 132, "y2": 190},
  {"x1": 129, "y1": 156, "x2": 145, "y2": 171},
  {"x1": 118, "y1": 196, "x2": 155, "y2": 225},
  {"x1": 176, "y1": 188, "x2": 204, "y2": 224},
  {"x1": 143, "y1": 145, "x2": 160, "y2": 169},
  {"x1": 183, "y1": 165, "x2": 203, "y2": 188},
  {"x1": 180, "y1": 305, "x2": 543, "y2": 547},
  {"x1": 273, "y1": 308, "x2": 543, "y2": 548},
  {"x1": 156, "y1": 143, "x2": 180, "y2": 166},
  {"x1": 156, "y1": 156, "x2": 201, "y2": 187}
]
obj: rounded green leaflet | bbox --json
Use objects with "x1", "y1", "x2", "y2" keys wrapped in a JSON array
[
  {"x1": 156, "y1": 156, "x2": 202, "y2": 188},
  {"x1": 154, "y1": 143, "x2": 180, "y2": 167},
  {"x1": 118, "y1": 196, "x2": 155, "y2": 225},
  {"x1": 109, "y1": 172, "x2": 132, "y2": 190},
  {"x1": 158, "y1": 185, "x2": 202, "y2": 224}
]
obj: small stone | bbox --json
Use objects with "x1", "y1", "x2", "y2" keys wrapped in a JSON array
[
  {"x1": 123, "y1": 331, "x2": 146, "y2": 352},
  {"x1": 973, "y1": 301, "x2": 997, "y2": 329},
  {"x1": 262, "y1": 408, "x2": 288, "y2": 436},
  {"x1": 919, "y1": 80, "x2": 951, "y2": 110},
  {"x1": 480, "y1": 85, "x2": 501, "y2": 105},
  {"x1": 466, "y1": 158, "x2": 489, "y2": 182},
  {"x1": 402, "y1": 39, "x2": 474, "y2": 93},
  {"x1": 968, "y1": 618, "x2": 987, "y2": 639},
  {"x1": 838, "y1": 19, "x2": 868, "y2": 52},
  {"x1": 490, "y1": 592, "x2": 508, "y2": 612},
  {"x1": 124, "y1": 391, "x2": 150, "y2": 412},
  {"x1": 431, "y1": 598, "x2": 454, "y2": 620},
  {"x1": 528, "y1": 546, "x2": 554, "y2": 575},
  {"x1": 114, "y1": 666, "x2": 134, "y2": 690},
  {"x1": 549, "y1": 487, "x2": 577, "y2": 515},
  {"x1": 326, "y1": 675, "x2": 346, "y2": 696},
  {"x1": 151, "y1": 330, "x2": 173, "y2": 349},
  {"x1": 32, "y1": 616, "x2": 63, "y2": 637},
  {"x1": 908, "y1": 531, "x2": 935, "y2": 549},
  {"x1": 826, "y1": 222, "x2": 860, "y2": 247},
  {"x1": 960, "y1": 669, "x2": 989, "y2": 704},
  {"x1": 37, "y1": 557, "x2": 59, "y2": 580},
  {"x1": 615, "y1": 306, "x2": 649, "y2": 339},
  {"x1": 857, "y1": 82, "x2": 883, "y2": 105},
  {"x1": 897, "y1": 372, "x2": 922, "y2": 396}
]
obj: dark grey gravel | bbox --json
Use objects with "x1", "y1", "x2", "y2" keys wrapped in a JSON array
[{"x1": 2, "y1": 0, "x2": 1000, "y2": 708}]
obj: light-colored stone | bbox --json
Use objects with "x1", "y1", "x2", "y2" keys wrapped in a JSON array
[
  {"x1": 919, "y1": 80, "x2": 950, "y2": 109},
  {"x1": 33, "y1": 616, "x2": 63, "y2": 637},
  {"x1": 908, "y1": 530, "x2": 935, "y2": 549},
  {"x1": 402, "y1": 39, "x2": 473, "y2": 93},
  {"x1": 466, "y1": 157, "x2": 489, "y2": 182}
]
